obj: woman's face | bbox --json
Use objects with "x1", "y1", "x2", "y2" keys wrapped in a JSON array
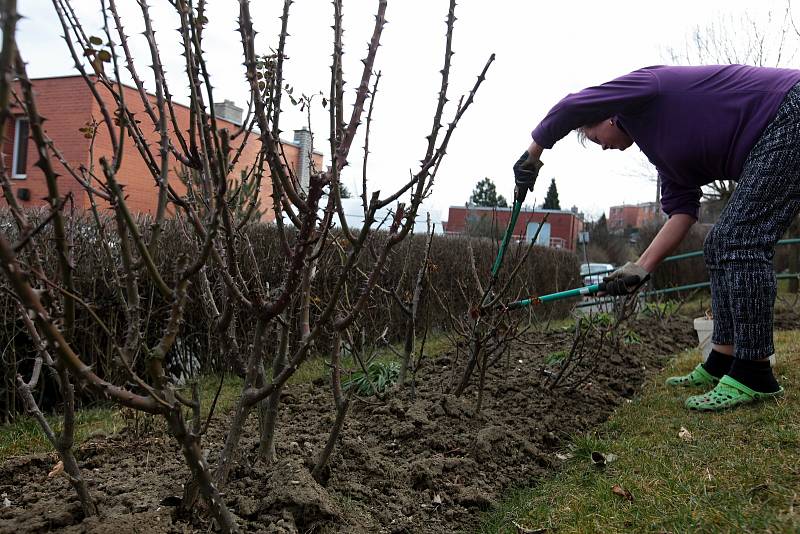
[{"x1": 582, "y1": 119, "x2": 634, "y2": 151}]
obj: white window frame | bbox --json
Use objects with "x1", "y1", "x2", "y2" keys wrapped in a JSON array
[{"x1": 11, "y1": 117, "x2": 28, "y2": 179}]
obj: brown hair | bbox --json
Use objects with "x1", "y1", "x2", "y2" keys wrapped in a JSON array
[{"x1": 574, "y1": 119, "x2": 606, "y2": 147}]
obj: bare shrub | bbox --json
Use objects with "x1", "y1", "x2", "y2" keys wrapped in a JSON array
[{"x1": 0, "y1": 0, "x2": 500, "y2": 530}]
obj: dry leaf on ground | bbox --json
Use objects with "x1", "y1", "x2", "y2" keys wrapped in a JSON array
[
  {"x1": 611, "y1": 484, "x2": 634, "y2": 501},
  {"x1": 47, "y1": 461, "x2": 64, "y2": 479},
  {"x1": 678, "y1": 426, "x2": 693, "y2": 441}
]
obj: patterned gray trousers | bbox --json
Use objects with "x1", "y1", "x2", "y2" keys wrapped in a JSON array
[{"x1": 704, "y1": 83, "x2": 800, "y2": 360}]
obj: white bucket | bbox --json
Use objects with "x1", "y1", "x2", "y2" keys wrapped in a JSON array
[{"x1": 693, "y1": 317, "x2": 713, "y2": 362}]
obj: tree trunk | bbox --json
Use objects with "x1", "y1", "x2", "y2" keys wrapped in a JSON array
[
  {"x1": 258, "y1": 312, "x2": 290, "y2": 463},
  {"x1": 17, "y1": 377, "x2": 97, "y2": 517},
  {"x1": 165, "y1": 408, "x2": 239, "y2": 533},
  {"x1": 398, "y1": 316, "x2": 414, "y2": 386},
  {"x1": 213, "y1": 395, "x2": 252, "y2": 486},
  {"x1": 60, "y1": 452, "x2": 98, "y2": 517},
  {"x1": 454, "y1": 338, "x2": 482, "y2": 397},
  {"x1": 311, "y1": 396, "x2": 351, "y2": 483}
]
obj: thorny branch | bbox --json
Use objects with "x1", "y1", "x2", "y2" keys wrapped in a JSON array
[{"x1": 0, "y1": 0, "x2": 494, "y2": 530}]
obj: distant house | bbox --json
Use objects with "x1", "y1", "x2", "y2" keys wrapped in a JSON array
[
  {"x1": 443, "y1": 205, "x2": 584, "y2": 251},
  {"x1": 608, "y1": 201, "x2": 663, "y2": 233},
  {"x1": 2, "y1": 75, "x2": 321, "y2": 221}
]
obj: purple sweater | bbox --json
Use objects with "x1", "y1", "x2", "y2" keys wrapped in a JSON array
[{"x1": 531, "y1": 65, "x2": 800, "y2": 218}]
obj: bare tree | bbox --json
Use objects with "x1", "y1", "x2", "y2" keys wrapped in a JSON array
[{"x1": 0, "y1": 1, "x2": 493, "y2": 531}]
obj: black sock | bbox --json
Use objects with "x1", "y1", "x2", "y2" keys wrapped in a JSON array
[
  {"x1": 701, "y1": 349, "x2": 733, "y2": 378},
  {"x1": 728, "y1": 358, "x2": 780, "y2": 393}
]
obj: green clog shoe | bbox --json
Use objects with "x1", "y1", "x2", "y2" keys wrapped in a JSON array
[
  {"x1": 665, "y1": 363, "x2": 719, "y2": 388},
  {"x1": 685, "y1": 375, "x2": 784, "y2": 412}
]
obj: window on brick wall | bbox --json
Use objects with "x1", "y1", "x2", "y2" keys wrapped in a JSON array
[{"x1": 12, "y1": 117, "x2": 29, "y2": 179}]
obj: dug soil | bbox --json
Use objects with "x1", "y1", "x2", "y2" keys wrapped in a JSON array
[{"x1": 0, "y1": 316, "x2": 696, "y2": 533}]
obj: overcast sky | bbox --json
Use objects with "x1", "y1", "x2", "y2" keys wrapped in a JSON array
[{"x1": 15, "y1": 0, "x2": 798, "y2": 221}]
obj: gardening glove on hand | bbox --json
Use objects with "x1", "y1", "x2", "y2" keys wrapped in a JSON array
[
  {"x1": 602, "y1": 262, "x2": 650, "y2": 296},
  {"x1": 513, "y1": 151, "x2": 543, "y2": 193}
]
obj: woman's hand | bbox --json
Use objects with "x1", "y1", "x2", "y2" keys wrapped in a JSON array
[
  {"x1": 600, "y1": 214, "x2": 696, "y2": 296},
  {"x1": 602, "y1": 262, "x2": 650, "y2": 295},
  {"x1": 513, "y1": 141, "x2": 545, "y2": 192},
  {"x1": 513, "y1": 152, "x2": 543, "y2": 192}
]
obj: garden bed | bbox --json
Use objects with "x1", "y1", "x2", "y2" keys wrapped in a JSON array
[{"x1": 0, "y1": 316, "x2": 696, "y2": 533}]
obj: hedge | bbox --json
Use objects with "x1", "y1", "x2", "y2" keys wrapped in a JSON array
[{"x1": 0, "y1": 210, "x2": 579, "y2": 421}]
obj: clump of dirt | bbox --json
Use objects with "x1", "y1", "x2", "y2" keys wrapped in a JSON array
[
  {"x1": 0, "y1": 316, "x2": 696, "y2": 533},
  {"x1": 229, "y1": 459, "x2": 340, "y2": 531}
]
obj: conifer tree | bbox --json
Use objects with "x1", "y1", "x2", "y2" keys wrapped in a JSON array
[
  {"x1": 469, "y1": 177, "x2": 508, "y2": 207},
  {"x1": 543, "y1": 177, "x2": 560, "y2": 210}
]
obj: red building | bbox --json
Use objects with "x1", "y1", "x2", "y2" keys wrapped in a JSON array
[
  {"x1": 443, "y1": 205, "x2": 584, "y2": 251},
  {"x1": 608, "y1": 201, "x2": 662, "y2": 232},
  {"x1": 2, "y1": 75, "x2": 321, "y2": 221}
]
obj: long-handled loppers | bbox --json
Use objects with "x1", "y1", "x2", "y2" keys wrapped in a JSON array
[
  {"x1": 504, "y1": 283, "x2": 606, "y2": 310},
  {"x1": 504, "y1": 272, "x2": 647, "y2": 311}
]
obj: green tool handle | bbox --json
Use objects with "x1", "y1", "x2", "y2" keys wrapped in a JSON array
[
  {"x1": 506, "y1": 283, "x2": 603, "y2": 310},
  {"x1": 479, "y1": 188, "x2": 526, "y2": 310},
  {"x1": 490, "y1": 197, "x2": 522, "y2": 277}
]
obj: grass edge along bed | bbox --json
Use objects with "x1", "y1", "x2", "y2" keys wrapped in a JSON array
[{"x1": 481, "y1": 330, "x2": 799, "y2": 534}]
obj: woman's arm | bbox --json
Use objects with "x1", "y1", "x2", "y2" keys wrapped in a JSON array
[
  {"x1": 526, "y1": 140, "x2": 544, "y2": 162},
  {"x1": 602, "y1": 213, "x2": 695, "y2": 295},
  {"x1": 531, "y1": 68, "x2": 658, "y2": 149},
  {"x1": 637, "y1": 213, "x2": 696, "y2": 272}
]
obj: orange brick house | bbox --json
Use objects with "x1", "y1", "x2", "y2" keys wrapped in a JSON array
[
  {"x1": 608, "y1": 201, "x2": 663, "y2": 233},
  {"x1": 2, "y1": 75, "x2": 321, "y2": 221}
]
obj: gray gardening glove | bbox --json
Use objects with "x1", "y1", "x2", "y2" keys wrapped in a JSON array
[{"x1": 602, "y1": 262, "x2": 650, "y2": 296}]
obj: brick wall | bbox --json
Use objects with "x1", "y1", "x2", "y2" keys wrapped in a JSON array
[
  {"x1": 444, "y1": 206, "x2": 583, "y2": 251},
  {"x1": 609, "y1": 205, "x2": 639, "y2": 231},
  {"x1": 635, "y1": 202, "x2": 662, "y2": 228},
  {"x1": 2, "y1": 75, "x2": 322, "y2": 221},
  {"x1": 609, "y1": 202, "x2": 662, "y2": 231},
  {"x1": 3, "y1": 76, "x2": 93, "y2": 211}
]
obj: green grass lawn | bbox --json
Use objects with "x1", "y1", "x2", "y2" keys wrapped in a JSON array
[
  {"x1": 481, "y1": 330, "x2": 800, "y2": 534},
  {"x1": 0, "y1": 407, "x2": 121, "y2": 460}
]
